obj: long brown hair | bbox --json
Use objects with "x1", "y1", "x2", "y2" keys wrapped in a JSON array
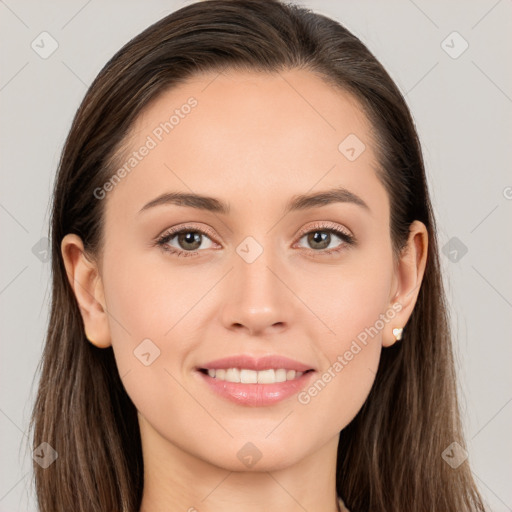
[{"x1": 28, "y1": 1, "x2": 487, "y2": 510}]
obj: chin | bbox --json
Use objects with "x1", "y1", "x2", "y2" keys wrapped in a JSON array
[{"x1": 198, "y1": 436, "x2": 312, "y2": 473}]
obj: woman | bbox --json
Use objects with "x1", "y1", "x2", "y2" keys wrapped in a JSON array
[{"x1": 29, "y1": 0, "x2": 487, "y2": 511}]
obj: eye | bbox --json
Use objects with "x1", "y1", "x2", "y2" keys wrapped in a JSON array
[
  {"x1": 295, "y1": 222, "x2": 355, "y2": 255},
  {"x1": 155, "y1": 225, "x2": 218, "y2": 258},
  {"x1": 154, "y1": 221, "x2": 355, "y2": 259}
]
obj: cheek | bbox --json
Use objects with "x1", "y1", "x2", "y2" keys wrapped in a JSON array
[
  {"x1": 100, "y1": 249, "x2": 225, "y2": 407},
  {"x1": 296, "y1": 286, "x2": 385, "y2": 434},
  {"x1": 103, "y1": 248, "x2": 214, "y2": 342},
  {"x1": 100, "y1": 253, "x2": 206, "y2": 431},
  {"x1": 329, "y1": 270, "x2": 392, "y2": 346},
  {"x1": 300, "y1": 243, "x2": 394, "y2": 350},
  {"x1": 294, "y1": 251, "x2": 393, "y2": 425}
]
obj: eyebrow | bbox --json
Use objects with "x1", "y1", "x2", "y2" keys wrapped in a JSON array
[{"x1": 138, "y1": 186, "x2": 370, "y2": 216}]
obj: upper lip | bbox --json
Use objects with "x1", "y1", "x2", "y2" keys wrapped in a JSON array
[{"x1": 199, "y1": 355, "x2": 315, "y2": 372}]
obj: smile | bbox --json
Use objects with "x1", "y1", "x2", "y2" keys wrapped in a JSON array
[
  {"x1": 196, "y1": 369, "x2": 316, "y2": 406},
  {"x1": 200, "y1": 367, "x2": 308, "y2": 383}
]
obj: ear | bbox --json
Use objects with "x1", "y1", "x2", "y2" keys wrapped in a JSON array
[
  {"x1": 61, "y1": 234, "x2": 112, "y2": 348},
  {"x1": 383, "y1": 220, "x2": 428, "y2": 348}
]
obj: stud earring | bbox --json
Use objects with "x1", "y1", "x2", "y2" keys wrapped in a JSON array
[{"x1": 392, "y1": 327, "x2": 403, "y2": 341}]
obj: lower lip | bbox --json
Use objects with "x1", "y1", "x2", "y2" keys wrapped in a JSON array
[{"x1": 197, "y1": 370, "x2": 315, "y2": 407}]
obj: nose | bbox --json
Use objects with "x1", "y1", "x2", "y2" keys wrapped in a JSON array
[{"x1": 220, "y1": 246, "x2": 293, "y2": 337}]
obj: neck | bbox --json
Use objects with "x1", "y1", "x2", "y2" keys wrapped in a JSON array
[{"x1": 138, "y1": 415, "x2": 341, "y2": 512}]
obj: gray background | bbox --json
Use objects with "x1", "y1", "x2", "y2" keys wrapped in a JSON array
[{"x1": 1, "y1": 0, "x2": 511, "y2": 510}]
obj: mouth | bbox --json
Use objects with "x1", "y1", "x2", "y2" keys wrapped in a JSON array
[
  {"x1": 195, "y1": 354, "x2": 316, "y2": 406},
  {"x1": 197, "y1": 367, "x2": 315, "y2": 383}
]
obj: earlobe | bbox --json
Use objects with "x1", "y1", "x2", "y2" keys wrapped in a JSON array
[
  {"x1": 383, "y1": 220, "x2": 428, "y2": 348},
  {"x1": 61, "y1": 234, "x2": 112, "y2": 348}
]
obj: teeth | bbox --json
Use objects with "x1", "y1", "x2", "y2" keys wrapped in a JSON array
[
  {"x1": 275, "y1": 368, "x2": 287, "y2": 382},
  {"x1": 205, "y1": 368, "x2": 305, "y2": 384},
  {"x1": 226, "y1": 368, "x2": 240, "y2": 383},
  {"x1": 240, "y1": 369, "x2": 257, "y2": 383},
  {"x1": 257, "y1": 369, "x2": 275, "y2": 384}
]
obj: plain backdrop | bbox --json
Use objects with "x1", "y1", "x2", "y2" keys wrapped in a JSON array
[{"x1": 1, "y1": 1, "x2": 511, "y2": 510}]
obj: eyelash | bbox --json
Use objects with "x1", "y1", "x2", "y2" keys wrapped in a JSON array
[{"x1": 154, "y1": 222, "x2": 356, "y2": 259}]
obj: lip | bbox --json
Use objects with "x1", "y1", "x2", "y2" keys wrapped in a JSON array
[
  {"x1": 197, "y1": 370, "x2": 316, "y2": 406},
  {"x1": 195, "y1": 354, "x2": 316, "y2": 407},
  {"x1": 199, "y1": 354, "x2": 315, "y2": 372}
]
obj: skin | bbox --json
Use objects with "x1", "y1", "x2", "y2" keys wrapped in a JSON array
[{"x1": 62, "y1": 69, "x2": 427, "y2": 512}]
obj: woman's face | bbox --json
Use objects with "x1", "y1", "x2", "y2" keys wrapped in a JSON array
[{"x1": 66, "y1": 69, "x2": 425, "y2": 472}]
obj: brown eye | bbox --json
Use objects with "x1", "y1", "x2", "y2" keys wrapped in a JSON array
[
  {"x1": 176, "y1": 231, "x2": 203, "y2": 251},
  {"x1": 156, "y1": 227, "x2": 216, "y2": 256},
  {"x1": 298, "y1": 228, "x2": 352, "y2": 252},
  {"x1": 306, "y1": 231, "x2": 332, "y2": 250}
]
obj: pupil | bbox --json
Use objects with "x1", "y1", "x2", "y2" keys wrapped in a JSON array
[
  {"x1": 309, "y1": 231, "x2": 329, "y2": 249},
  {"x1": 179, "y1": 231, "x2": 201, "y2": 250}
]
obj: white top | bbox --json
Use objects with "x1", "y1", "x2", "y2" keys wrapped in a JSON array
[{"x1": 338, "y1": 496, "x2": 349, "y2": 512}]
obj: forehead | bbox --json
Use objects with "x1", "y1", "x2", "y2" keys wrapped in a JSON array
[{"x1": 104, "y1": 68, "x2": 386, "y2": 220}]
